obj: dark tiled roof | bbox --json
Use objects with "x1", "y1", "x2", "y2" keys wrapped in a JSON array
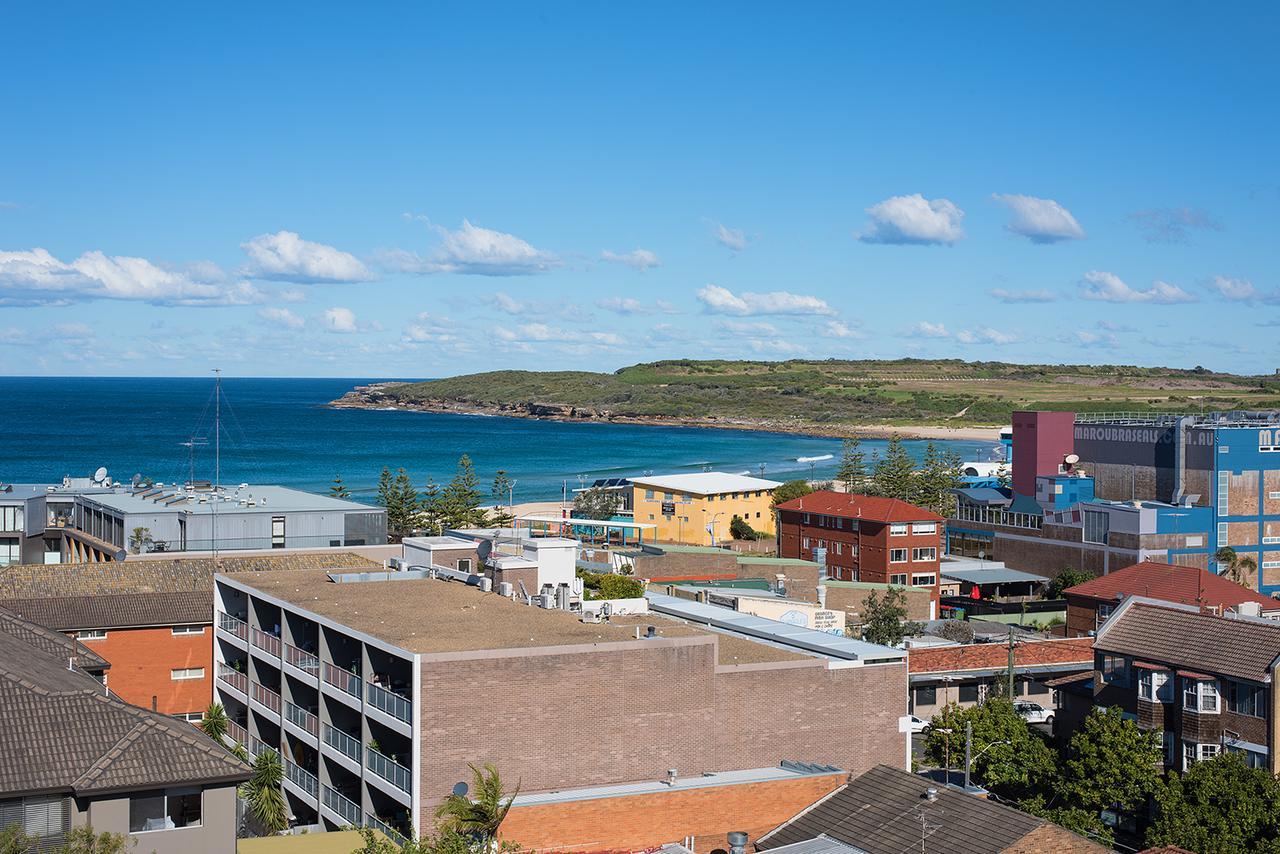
[
  {"x1": 1, "y1": 591, "x2": 212, "y2": 631},
  {"x1": 0, "y1": 606, "x2": 109, "y2": 671},
  {"x1": 757, "y1": 765, "x2": 1105, "y2": 853},
  {"x1": 775, "y1": 491, "x2": 944, "y2": 523},
  {"x1": 1064, "y1": 561, "x2": 1280, "y2": 613},
  {"x1": 1097, "y1": 600, "x2": 1280, "y2": 682},
  {"x1": 909, "y1": 638, "x2": 1094, "y2": 675},
  {"x1": 0, "y1": 610, "x2": 249, "y2": 798}
]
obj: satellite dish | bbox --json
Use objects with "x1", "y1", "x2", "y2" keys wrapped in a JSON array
[
  {"x1": 451, "y1": 782, "x2": 469, "y2": 798},
  {"x1": 93, "y1": 466, "x2": 108, "y2": 484},
  {"x1": 1064, "y1": 454, "x2": 1080, "y2": 465}
]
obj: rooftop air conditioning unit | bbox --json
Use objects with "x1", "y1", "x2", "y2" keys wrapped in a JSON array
[
  {"x1": 497, "y1": 582, "x2": 514, "y2": 598},
  {"x1": 388, "y1": 557, "x2": 406, "y2": 571}
]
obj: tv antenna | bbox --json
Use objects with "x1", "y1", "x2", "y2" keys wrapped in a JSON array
[{"x1": 179, "y1": 435, "x2": 208, "y2": 488}]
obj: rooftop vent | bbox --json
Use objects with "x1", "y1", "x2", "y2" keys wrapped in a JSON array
[{"x1": 925, "y1": 786, "x2": 939, "y2": 802}]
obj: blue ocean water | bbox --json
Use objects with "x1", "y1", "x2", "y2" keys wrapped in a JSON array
[{"x1": 0, "y1": 377, "x2": 994, "y2": 503}]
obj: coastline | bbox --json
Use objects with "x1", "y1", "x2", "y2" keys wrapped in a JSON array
[{"x1": 328, "y1": 385, "x2": 1001, "y2": 443}]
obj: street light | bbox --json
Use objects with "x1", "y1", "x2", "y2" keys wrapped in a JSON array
[
  {"x1": 708, "y1": 512, "x2": 725, "y2": 547},
  {"x1": 964, "y1": 719, "x2": 1011, "y2": 791}
]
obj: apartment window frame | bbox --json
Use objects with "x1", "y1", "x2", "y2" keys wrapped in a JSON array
[
  {"x1": 911, "y1": 547, "x2": 937, "y2": 562},
  {"x1": 457, "y1": 558, "x2": 473, "y2": 573},
  {"x1": 1183, "y1": 678, "x2": 1220, "y2": 714},
  {"x1": 1138, "y1": 669, "x2": 1171, "y2": 702},
  {"x1": 270, "y1": 515, "x2": 286, "y2": 549},
  {"x1": 958, "y1": 683, "x2": 979, "y2": 703},
  {"x1": 889, "y1": 548, "x2": 908, "y2": 563},
  {"x1": 1100, "y1": 654, "x2": 1131, "y2": 688},
  {"x1": 128, "y1": 788, "x2": 203, "y2": 833},
  {"x1": 911, "y1": 522, "x2": 937, "y2": 536},
  {"x1": 1227, "y1": 679, "x2": 1267, "y2": 718},
  {"x1": 889, "y1": 523, "x2": 908, "y2": 537},
  {"x1": 914, "y1": 685, "x2": 937, "y2": 707},
  {"x1": 910, "y1": 573, "x2": 937, "y2": 587},
  {"x1": 170, "y1": 667, "x2": 205, "y2": 682},
  {"x1": 171, "y1": 625, "x2": 205, "y2": 636},
  {"x1": 890, "y1": 573, "x2": 908, "y2": 586},
  {"x1": 75, "y1": 629, "x2": 107, "y2": 641}
]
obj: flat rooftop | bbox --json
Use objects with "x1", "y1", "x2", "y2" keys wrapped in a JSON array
[
  {"x1": 220, "y1": 570, "x2": 808, "y2": 663},
  {"x1": 58, "y1": 484, "x2": 375, "y2": 516}
]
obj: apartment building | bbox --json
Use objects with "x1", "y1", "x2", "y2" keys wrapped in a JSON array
[
  {"x1": 0, "y1": 607, "x2": 248, "y2": 853},
  {"x1": 775, "y1": 492, "x2": 943, "y2": 619},
  {"x1": 630, "y1": 473, "x2": 781, "y2": 546},
  {"x1": 1074, "y1": 597, "x2": 1280, "y2": 773},
  {"x1": 212, "y1": 565, "x2": 908, "y2": 841}
]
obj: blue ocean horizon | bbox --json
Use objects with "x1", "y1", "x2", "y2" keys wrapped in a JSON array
[{"x1": 0, "y1": 376, "x2": 994, "y2": 503}]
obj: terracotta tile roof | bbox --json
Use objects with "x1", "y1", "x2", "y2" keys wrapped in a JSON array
[
  {"x1": 909, "y1": 638, "x2": 1094, "y2": 675},
  {"x1": 1097, "y1": 600, "x2": 1280, "y2": 682},
  {"x1": 1063, "y1": 561, "x2": 1280, "y2": 612},
  {"x1": 774, "y1": 491, "x2": 944, "y2": 523}
]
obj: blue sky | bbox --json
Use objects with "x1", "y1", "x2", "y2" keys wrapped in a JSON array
[{"x1": 2, "y1": 3, "x2": 1277, "y2": 376}]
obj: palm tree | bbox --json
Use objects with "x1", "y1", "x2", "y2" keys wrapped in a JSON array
[
  {"x1": 1213, "y1": 546, "x2": 1237, "y2": 577},
  {"x1": 199, "y1": 701, "x2": 229, "y2": 742},
  {"x1": 241, "y1": 749, "x2": 288, "y2": 834},
  {"x1": 433, "y1": 763, "x2": 518, "y2": 843},
  {"x1": 1234, "y1": 555, "x2": 1259, "y2": 587}
]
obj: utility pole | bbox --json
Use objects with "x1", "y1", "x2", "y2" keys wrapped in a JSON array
[
  {"x1": 1007, "y1": 627, "x2": 1016, "y2": 699},
  {"x1": 212, "y1": 368, "x2": 221, "y2": 562},
  {"x1": 963, "y1": 720, "x2": 973, "y2": 791}
]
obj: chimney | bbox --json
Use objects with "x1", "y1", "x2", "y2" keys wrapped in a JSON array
[
  {"x1": 664, "y1": 768, "x2": 678, "y2": 786},
  {"x1": 645, "y1": 625, "x2": 657, "y2": 639},
  {"x1": 727, "y1": 832, "x2": 748, "y2": 854}
]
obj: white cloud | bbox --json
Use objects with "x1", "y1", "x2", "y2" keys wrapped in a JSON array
[
  {"x1": 713, "y1": 223, "x2": 748, "y2": 251},
  {"x1": 655, "y1": 299, "x2": 679, "y2": 314},
  {"x1": 1208, "y1": 275, "x2": 1258, "y2": 302},
  {"x1": 956, "y1": 327, "x2": 1019, "y2": 345},
  {"x1": 1070, "y1": 329, "x2": 1118, "y2": 348},
  {"x1": 0, "y1": 247, "x2": 265, "y2": 306},
  {"x1": 600, "y1": 248, "x2": 661, "y2": 271},
  {"x1": 1079, "y1": 271, "x2": 1196, "y2": 304},
  {"x1": 989, "y1": 288, "x2": 1057, "y2": 304},
  {"x1": 991, "y1": 194, "x2": 1085, "y2": 243},
  {"x1": 696, "y1": 284, "x2": 835, "y2": 316},
  {"x1": 715, "y1": 319, "x2": 779, "y2": 336},
  {"x1": 819, "y1": 320, "x2": 864, "y2": 339},
  {"x1": 1130, "y1": 207, "x2": 1222, "y2": 244},
  {"x1": 748, "y1": 338, "x2": 808, "y2": 355},
  {"x1": 485, "y1": 292, "x2": 527, "y2": 315},
  {"x1": 240, "y1": 231, "x2": 373, "y2": 284},
  {"x1": 257, "y1": 307, "x2": 305, "y2": 330},
  {"x1": 495, "y1": 322, "x2": 623, "y2": 348},
  {"x1": 321, "y1": 306, "x2": 359, "y2": 333},
  {"x1": 54, "y1": 322, "x2": 93, "y2": 337},
  {"x1": 380, "y1": 220, "x2": 560, "y2": 276},
  {"x1": 596, "y1": 297, "x2": 646, "y2": 315},
  {"x1": 858, "y1": 194, "x2": 964, "y2": 245},
  {"x1": 279, "y1": 288, "x2": 307, "y2": 303},
  {"x1": 907, "y1": 321, "x2": 951, "y2": 338}
]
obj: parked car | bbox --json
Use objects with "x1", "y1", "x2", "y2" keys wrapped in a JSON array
[
  {"x1": 905, "y1": 714, "x2": 930, "y2": 734},
  {"x1": 1014, "y1": 701, "x2": 1054, "y2": 726}
]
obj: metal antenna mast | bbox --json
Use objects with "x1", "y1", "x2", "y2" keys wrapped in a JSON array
[{"x1": 213, "y1": 368, "x2": 221, "y2": 561}]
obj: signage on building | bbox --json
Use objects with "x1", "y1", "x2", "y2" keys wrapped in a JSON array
[
  {"x1": 661, "y1": 501, "x2": 675, "y2": 516},
  {"x1": 735, "y1": 598, "x2": 847, "y2": 635}
]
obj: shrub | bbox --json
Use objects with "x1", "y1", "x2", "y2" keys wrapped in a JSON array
[
  {"x1": 596, "y1": 574, "x2": 645, "y2": 600},
  {"x1": 729, "y1": 515, "x2": 761, "y2": 540}
]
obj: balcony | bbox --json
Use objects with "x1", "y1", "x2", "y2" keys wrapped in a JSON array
[
  {"x1": 248, "y1": 736, "x2": 278, "y2": 759},
  {"x1": 322, "y1": 786, "x2": 361, "y2": 827},
  {"x1": 251, "y1": 627, "x2": 282, "y2": 658},
  {"x1": 226, "y1": 720, "x2": 248, "y2": 747},
  {"x1": 285, "y1": 702, "x2": 319, "y2": 737},
  {"x1": 284, "y1": 759, "x2": 319, "y2": 799},
  {"x1": 322, "y1": 662, "x2": 362, "y2": 699},
  {"x1": 251, "y1": 682, "x2": 282, "y2": 715},
  {"x1": 216, "y1": 662, "x2": 247, "y2": 695},
  {"x1": 218, "y1": 612, "x2": 248, "y2": 641},
  {"x1": 322, "y1": 724, "x2": 362, "y2": 764},
  {"x1": 366, "y1": 681, "x2": 412, "y2": 724},
  {"x1": 366, "y1": 745, "x2": 412, "y2": 794},
  {"x1": 284, "y1": 643, "x2": 320, "y2": 675},
  {"x1": 364, "y1": 813, "x2": 409, "y2": 847}
]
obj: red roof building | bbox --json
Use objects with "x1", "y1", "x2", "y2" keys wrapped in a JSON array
[
  {"x1": 775, "y1": 492, "x2": 944, "y2": 619},
  {"x1": 1062, "y1": 561, "x2": 1280, "y2": 637}
]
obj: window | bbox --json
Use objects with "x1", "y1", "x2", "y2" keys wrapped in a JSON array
[
  {"x1": 75, "y1": 629, "x2": 106, "y2": 641},
  {"x1": 912, "y1": 522, "x2": 937, "y2": 535},
  {"x1": 833, "y1": 542, "x2": 842, "y2": 555},
  {"x1": 1218, "y1": 522, "x2": 1229, "y2": 548},
  {"x1": 1228, "y1": 680, "x2": 1267, "y2": 717},
  {"x1": 889, "y1": 523, "x2": 908, "y2": 536},
  {"x1": 911, "y1": 574, "x2": 937, "y2": 587},
  {"x1": 129, "y1": 789, "x2": 202, "y2": 832},
  {"x1": 1027, "y1": 681, "x2": 1050, "y2": 696},
  {"x1": 171, "y1": 668, "x2": 205, "y2": 681},
  {"x1": 645, "y1": 490, "x2": 655, "y2": 500},
  {"x1": 1227, "y1": 745, "x2": 1269, "y2": 769},
  {"x1": 915, "y1": 686, "x2": 937, "y2": 706},
  {"x1": 270, "y1": 516, "x2": 285, "y2": 549},
  {"x1": 959, "y1": 684, "x2": 979, "y2": 703},
  {"x1": 1183, "y1": 679, "x2": 1219, "y2": 713},
  {"x1": 177, "y1": 712, "x2": 204, "y2": 723},
  {"x1": 0, "y1": 795, "x2": 70, "y2": 842},
  {"x1": 802, "y1": 537, "x2": 811, "y2": 549},
  {"x1": 1083, "y1": 510, "x2": 1109, "y2": 545},
  {"x1": 890, "y1": 548, "x2": 908, "y2": 563},
  {"x1": 664, "y1": 492, "x2": 673, "y2": 501},
  {"x1": 1139, "y1": 670, "x2": 1170, "y2": 702},
  {"x1": 171, "y1": 625, "x2": 204, "y2": 636},
  {"x1": 1100, "y1": 655, "x2": 1130, "y2": 687},
  {"x1": 912, "y1": 547, "x2": 937, "y2": 562},
  {"x1": 1096, "y1": 603, "x2": 1114, "y2": 627},
  {"x1": 803, "y1": 513, "x2": 811, "y2": 524},
  {"x1": 890, "y1": 573, "x2": 908, "y2": 585},
  {"x1": 1183, "y1": 741, "x2": 1196, "y2": 772},
  {"x1": 1218, "y1": 471, "x2": 1229, "y2": 516},
  {"x1": 457, "y1": 558, "x2": 472, "y2": 573},
  {"x1": 0, "y1": 505, "x2": 23, "y2": 531},
  {"x1": 0, "y1": 537, "x2": 18, "y2": 567}
]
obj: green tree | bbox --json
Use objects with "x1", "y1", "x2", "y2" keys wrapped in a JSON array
[
  {"x1": 837, "y1": 437, "x2": 868, "y2": 493},
  {"x1": 419, "y1": 477, "x2": 445, "y2": 535},
  {"x1": 914, "y1": 443, "x2": 963, "y2": 516},
  {"x1": 770, "y1": 479, "x2": 814, "y2": 508},
  {"x1": 198, "y1": 701, "x2": 228, "y2": 742},
  {"x1": 922, "y1": 699, "x2": 1057, "y2": 800},
  {"x1": 1, "y1": 824, "x2": 35, "y2": 854},
  {"x1": 55, "y1": 827, "x2": 130, "y2": 854},
  {"x1": 329, "y1": 474, "x2": 351, "y2": 498},
  {"x1": 729, "y1": 515, "x2": 760, "y2": 540},
  {"x1": 434, "y1": 762, "x2": 519, "y2": 843},
  {"x1": 1147, "y1": 752, "x2": 1280, "y2": 854},
  {"x1": 440, "y1": 455, "x2": 485, "y2": 529},
  {"x1": 240, "y1": 749, "x2": 288, "y2": 835},
  {"x1": 573, "y1": 486, "x2": 621, "y2": 521},
  {"x1": 1047, "y1": 567, "x2": 1096, "y2": 599},
  {"x1": 394, "y1": 468, "x2": 421, "y2": 533},
  {"x1": 994, "y1": 458, "x2": 1011, "y2": 488},
  {"x1": 491, "y1": 469, "x2": 516, "y2": 526},
  {"x1": 1020, "y1": 799, "x2": 1114, "y2": 848},
  {"x1": 871, "y1": 435, "x2": 917, "y2": 501},
  {"x1": 376, "y1": 466, "x2": 395, "y2": 514},
  {"x1": 127, "y1": 526, "x2": 153, "y2": 555},
  {"x1": 858, "y1": 587, "x2": 921, "y2": 648},
  {"x1": 1215, "y1": 547, "x2": 1258, "y2": 586},
  {"x1": 1058, "y1": 707, "x2": 1162, "y2": 816}
]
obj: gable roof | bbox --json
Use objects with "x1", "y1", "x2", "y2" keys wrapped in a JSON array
[
  {"x1": 1064, "y1": 561, "x2": 1280, "y2": 613},
  {"x1": 2, "y1": 591, "x2": 213, "y2": 631},
  {"x1": 1096, "y1": 599, "x2": 1280, "y2": 682},
  {"x1": 757, "y1": 765, "x2": 1105, "y2": 853},
  {"x1": 0, "y1": 606, "x2": 109, "y2": 672},
  {"x1": 628, "y1": 472, "x2": 781, "y2": 495},
  {"x1": 0, "y1": 609, "x2": 249, "y2": 798},
  {"x1": 774, "y1": 491, "x2": 944, "y2": 523},
  {"x1": 909, "y1": 638, "x2": 1094, "y2": 677}
]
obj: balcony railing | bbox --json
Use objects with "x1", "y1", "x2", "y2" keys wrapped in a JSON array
[
  {"x1": 218, "y1": 612, "x2": 248, "y2": 640},
  {"x1": 364, "y1": 814, "x2": 409, "y2": 847},
  {"x1": 250, "y1": 627, "x2": 282, "y2": 657},
  {"x1": 216, "y1": 662, "x2": 247, "y2": 695},
  {"x1": 322, "y1": 786, "x2": 361, "y2": 827},
  {"x1": 322, "y1": 662, "x2": 362, "y2": 698},
  {"x1": 322, "y1": 723, "x2": 362, "y2": 764},
  {"x1": 285, "y1": 702, "x2": 319, "y2": 736},
  {"x1": 284, "y1": 759, "x2": 319, "y2": 798},
  {"x1": 366, "y1": 681, "x2": 412, "y2": 723},
  {"x1": 284, "y1": 643, "x2": 320, "y2": 674},
  {"x1": 251, "y1": 682, "x2": 282, "y2": 714},
  {"x1": 226, "y1": 720, "x2": 248, "y2": 747},
  {"x1": 248, "y1": 736, "x2": 278, "y2": 759},
  {"x1": 366, "y1": 746, "x2": 412, "y2": 793}
]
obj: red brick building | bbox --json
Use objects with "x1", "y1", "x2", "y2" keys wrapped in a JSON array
[{"x1": 776, "y1": 492, "x2": 944, "y2": 618}]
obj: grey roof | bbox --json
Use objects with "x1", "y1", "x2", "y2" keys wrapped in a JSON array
[
  {"x1": 940, "y1": 566, "x2": 1048, "y2": 586},
  {"x1": 69, "y1": 484, "x2": 378, "y2": 517},
  {"x1": 757, "y1": 765, "x2": 1099, "y2": 854},
  {"x1": 0, "y1": 611, "x2": 249, "y2": 798},
  {"x1": 511, "y1": 762, "x2": 842, "y2": 807},
  {"x1": 1097, "y1": 599, "x2": 1280, "y2": 682},
  {"x1": 0, "y1": 606, "x2": 109, "y2": 672},
  {"x1": 953, "y1": 487, "x2": 1011, "y2": 506},
  {"x1": 765, "y1": 838, "x2": 865, "y2": 854},
  {"x1": 2, "y1": 591, "x2": 212, "y2": 631}
]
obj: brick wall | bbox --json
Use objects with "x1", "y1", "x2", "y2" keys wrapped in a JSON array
[
  {"x1": 80, "y1": 624, "x2": 213, "y2": 715},
  {"x1": 633, "y1": 551, "x2": 740, "y2": 580},
  {"x1": 499, "y1": 772, "x2": 846, "y2": 851},
  {"x1": 1065, "y1": 600, "x2": 1098, "y2": 638},
  {"x1": 823, "y1": 585, "x2": 934, "y2": 623}
]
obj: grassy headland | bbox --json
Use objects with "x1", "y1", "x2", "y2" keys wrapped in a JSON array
[{"x1": 330, "y1": 359, "x2": 1280, "y2": 440}]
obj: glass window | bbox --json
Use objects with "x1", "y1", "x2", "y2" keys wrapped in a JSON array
[
  {"x1": 912, "y1": 523, "x2": 937, "y2": 535},
  {"x1": 912, "y1": 547, "x2": 937, "y2": 562},
  {"x1": 171, "y1": 625, "x2": 204, "y2": 636},
  {"x1": 911, "y1": 574, "x2": 937, "y2": 587},
  {"x1": 1139, "y1": 670, "x2": 1170, "y2": 702},
  {"x1": 129, "y1": 790, "x2": 201, "y2": 832},
  {"x1": 959, "y1": 684, "x2": 979, "y2": 703},
  {"x1": 915, "y1": 686, "x2": 937, "y2": 706},
  {"x1": 171, "y1": 668, "x2": 204, "y2": 681},
  {"x1": 1100, "y1": 655, "x2": 1130, "y2": 687},
  {"x1": 1184, "y1": 679, "x2": 1220, "y2": 713},
  {"x1": 890, "y1": 548, "x2": 908, "y2": 563},
  {"x1": 889, "y1": 523, "x2": 908, "y2": 536},
  {"x1": 1228, "y1": 680, "x2": 1266, "y2": 717},
  {"x1": 645, "y1": 490, "x2": 654, "y2": 500},
  {"x1": 1083, "y1": 510, "x2": 1109, "y2": 544},
  {"x1": 890, "y1": 573, "x2": 908, "y2": 585},
  {"x1": 167, "y1": 791, "x2": 201, "y2": 828},
  {"x1": 75, "y1": 630, "x2": 107, "y2": 641},
  {"x1": 129, "y1": 793, "x2": 166, "y2": 833}
]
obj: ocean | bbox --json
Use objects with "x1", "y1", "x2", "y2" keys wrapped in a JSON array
[{"x1": 0, "y1": 377, "x2": 995, "y2": 503}]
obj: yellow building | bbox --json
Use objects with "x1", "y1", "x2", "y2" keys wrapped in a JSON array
[{"x1": 629, "y1": 472, "x2": 782, "y2": 546}]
